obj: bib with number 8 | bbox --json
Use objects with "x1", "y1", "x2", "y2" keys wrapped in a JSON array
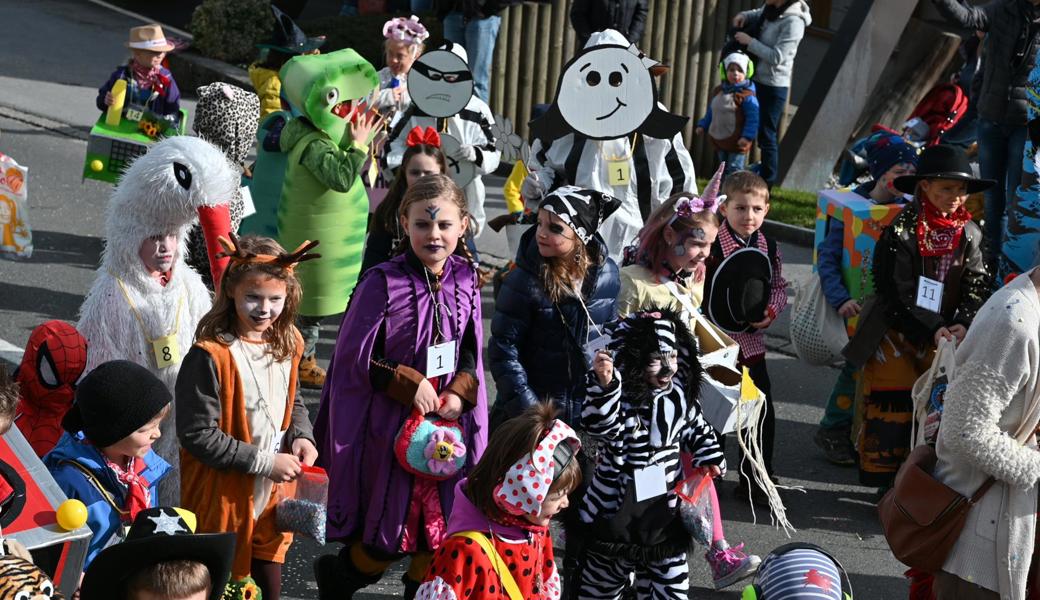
[{"x1": 151, "y1": 334, "x2": 180, "y2": 369}]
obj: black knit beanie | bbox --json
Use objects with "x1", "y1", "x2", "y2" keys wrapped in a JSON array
[{"x1": 62, "y1": 360, "x2": 171, "y2": 448}]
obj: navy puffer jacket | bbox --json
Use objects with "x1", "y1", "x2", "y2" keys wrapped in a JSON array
[{"x1": 488, "y1": 226, "x2": 619, "y2": 428}]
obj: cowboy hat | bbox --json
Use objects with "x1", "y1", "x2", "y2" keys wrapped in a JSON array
[
  {"x1": 707, "y1": 247, "x2": 772, "y2": 334},
  {"x1": 893, "y1": 144, "x2": 995, "y2": 195},
  {"x1": 257, "y1": 5, "x2": 326, "y2": 54},
  {"x1": 80, "y1": 507, "x2": 235, "y2": 600},
  {"x1": 126, "y1": 24, "x2": 175, "y2": 53}
]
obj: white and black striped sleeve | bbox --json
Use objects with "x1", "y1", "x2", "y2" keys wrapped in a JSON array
[
  {"x1": 680, "y1": 406, "x2": 726, "y2": 469},
  {"x1": 582, "y1": 370, "x2": 624, "y2": 440}
]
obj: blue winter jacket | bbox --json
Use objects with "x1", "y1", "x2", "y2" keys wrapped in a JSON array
[
  {"x1": 817, "y1": 180, "x2": 907, "y2": 309},
  {"x1": 488, "y1": 226, "x2": 619, "y2": 427},
  {"x1": 43, "y1": 432, "x2": 170, "y2": 568},
  {"x1": 696, "y1": 80, "x2": 760, "y2": 142}
]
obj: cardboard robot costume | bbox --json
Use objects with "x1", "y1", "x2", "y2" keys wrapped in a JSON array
[
  {"x1": 526, "y1": 29, "x2": 697, "y2": 261},
  {"x1": 385, "y1": 43, "x2": 500, "y2": 236},
  {"x1": 77, "y1": 136, "x2": 238, "y2": 506}
]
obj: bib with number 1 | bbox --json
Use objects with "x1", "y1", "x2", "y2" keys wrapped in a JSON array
[
  {"x1": 426, "y1": 340, "x2": 457, "y2": 378},
  {"x1": 607, "y1": 160, "x2": 631, "y2": 186}
]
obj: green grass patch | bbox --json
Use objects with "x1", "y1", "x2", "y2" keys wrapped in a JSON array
[{"x1": 697, "y1": 178, "x2": 818, "y2": 229}]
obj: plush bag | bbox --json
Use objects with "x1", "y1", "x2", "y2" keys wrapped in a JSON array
[
  {"x1": 394, "y1": 409, "x2": 467, "y2": 480},
  {"x1": 910, "y1": 337, "x2": 957, "y2": 447},
  {"x1": 0, "y1": 151, "x2": 32, "y2": 260},
  {"x1": 790, "y1": 275, "x2": 848, "y2": 366}
]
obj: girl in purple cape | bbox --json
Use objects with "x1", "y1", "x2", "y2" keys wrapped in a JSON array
[{"x1": 313, "y1": 174, "x2": 488, "y2": 599}]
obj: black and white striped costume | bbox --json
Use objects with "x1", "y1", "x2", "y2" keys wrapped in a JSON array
[
  {"x1": 577, "y1": 312, "x2": 724, "y2": 600},
  {"x1": 527, "y1": 121, "x2": 697, "y2": 261},
  {"x1": 385, "y1": 97, "x2": 500, "y2": 235}
]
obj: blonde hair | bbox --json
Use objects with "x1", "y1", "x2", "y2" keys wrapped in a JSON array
[
  {"x1": 195, "y1": 235, "x2": 302, "y2": 361},
  {"x1": 0, "y1": 366, "x2": 18, "y2": 425},
  {"x1": 541, "y1": 241, "x2": 592, "y2": 304},
  {"x1": 722, "y1": 170, "x2": 770, "y2": 201},
  {"x1": 126, "y1": 560, "x2": 210, "y2": 599},
  {"x1": 397, "y1": 174, "x2": 473, "y2": 262}
]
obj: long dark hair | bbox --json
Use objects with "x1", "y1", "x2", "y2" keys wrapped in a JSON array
[{"x1": 374, "y1": 143, "x2": 448, "y2": 233}]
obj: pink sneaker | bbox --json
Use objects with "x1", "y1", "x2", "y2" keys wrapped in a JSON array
[{"x1": 705, "y1": 540, "x2": 761, "y2": 590}]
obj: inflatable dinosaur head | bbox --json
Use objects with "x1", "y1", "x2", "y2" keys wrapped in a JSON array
[{"x1": 280, "y1": 48, "x2": 379, "y2": 144}]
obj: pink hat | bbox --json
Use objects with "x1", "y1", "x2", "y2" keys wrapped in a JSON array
[{"x1": 383, "y1": 15, "x2": 430, "y2": 46}]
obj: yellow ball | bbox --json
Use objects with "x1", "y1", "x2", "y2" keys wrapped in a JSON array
[
  {"x1": 56, "y1": 499, "x2": 88, "y2": 531},
  {"x1": 89, "y1": 159, "x2": 104, "y2": 172}
]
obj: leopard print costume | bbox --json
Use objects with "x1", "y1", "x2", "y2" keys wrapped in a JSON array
[{"x1": 187, "y1": 83, "x2": 261, "y2": 287}]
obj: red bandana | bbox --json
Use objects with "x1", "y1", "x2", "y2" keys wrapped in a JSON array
[
  {"x1": 129, "y1": 63, "x2": 170, "y2": 98},
  {"x1": 916, "y1": 195, "x2": 971, "y2": 257},
  {"x1": 104, "y1": 455, "x2": 151, "y2": 522}
]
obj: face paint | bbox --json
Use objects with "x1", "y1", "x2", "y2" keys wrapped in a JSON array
[
  {"x1": 425, "y1": 204, "x2": 440, "y2": 220},
  {"x1": 688, "y1": 227, "x2": 707, "y2": 241},
  {"x1": 407, "y1": 49, "x2": 475, "y2": 118},
  {"x1": 643, "y1": 352, "x2": 679, "y2": 390}
]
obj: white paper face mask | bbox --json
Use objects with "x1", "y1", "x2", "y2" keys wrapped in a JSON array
[
  {"x1": 556, "y1": 45, "x2": 655, "y2": 139},
  {"x1": 408, "y1": 49, "x2": 474, "y2": 118}
]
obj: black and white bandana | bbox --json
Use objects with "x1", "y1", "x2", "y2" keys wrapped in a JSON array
[{"x1": 538, "y1": 185, "x2": 622, "y2": 244}]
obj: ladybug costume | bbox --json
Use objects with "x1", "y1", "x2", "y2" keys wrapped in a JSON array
[{"x1": 14, "y1": 321, "x2": 87, "y2": 457}]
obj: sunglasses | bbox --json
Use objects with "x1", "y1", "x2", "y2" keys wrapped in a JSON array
[{"x1": 412, "y1": 61, "x2": 473, "y2": 83}]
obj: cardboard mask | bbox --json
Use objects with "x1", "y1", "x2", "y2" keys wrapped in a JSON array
[
  {"x1": 280, "y1": 49, "x2": 380, "y2": 146},
  {"x1": 531, "y1": 30, "x2": 687, "y2": 142},
  {"x1": 439, "y1": 132, "x2": 477, "y2": 188},
  {"x1": 407, "y1": 45, "x2": 474, "y2": 118}
]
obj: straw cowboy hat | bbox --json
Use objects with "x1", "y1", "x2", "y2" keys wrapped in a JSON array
[{"x1": 126, "y1": 24, "x2": 175, "y2": 53}]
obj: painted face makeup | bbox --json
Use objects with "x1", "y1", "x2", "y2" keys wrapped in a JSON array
[
  {"x1": 403, "y1": 197, "x2": 467, "y2": 272},
  {"x1": 535, "y1": 208, "x2": 578, "y2": 258},
  {"x1": 644, "y1": 352, "x2": 679, "y2": 390},
  {"x1": 231, "y1": 272, "x2": 288, "y2": 341}
]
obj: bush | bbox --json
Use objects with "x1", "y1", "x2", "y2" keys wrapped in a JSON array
[{"x1": 190, "y1": 0, "x2": 274, "y2": 65}]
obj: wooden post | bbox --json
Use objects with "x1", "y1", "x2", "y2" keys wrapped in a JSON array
[
  {"x1": 517, "y1": 5, "x2": 539, "y2": 143},
  {"x1": 533, "y1": 5, "x2": 553, "y2": 106},
  {"x1": 490, "y1": 7, "x2": 510, "y2": 117},
  {"x1": 671, "y1": 0, "x2": 694, "y2": 127},
  {"x1": 686, "y1": 0, "x2": 707, "y2": 164},
  {"x1": 504, "y1": 6, "x2": 522, "y2": 138}
]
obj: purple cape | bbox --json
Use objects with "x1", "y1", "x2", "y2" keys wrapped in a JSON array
[{"x1": 314, "y1": 253, "x2": 488, "y2": 552}]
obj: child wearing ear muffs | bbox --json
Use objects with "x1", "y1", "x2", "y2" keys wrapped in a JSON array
[{"x1": 696, "y1": 52, "x2": 759, "y2": 180}]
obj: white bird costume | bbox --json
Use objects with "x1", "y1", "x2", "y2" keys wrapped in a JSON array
[{"x1": 77, "y1": 136, "x2": 237, "y2": 505}]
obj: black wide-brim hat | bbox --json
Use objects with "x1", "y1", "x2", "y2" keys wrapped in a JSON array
[
  {"x1": 80, "y1": 507, "x2": 236, "y2": 600},
  {"x1": 893, "y1": 143, "x2": 996, "y2": 195},
  {"x1": 257, "y1": 5, "x2": 326, "y2": 54},
  {"x1": 708, "y1": 247, "x2": 772, "y2": 334}
]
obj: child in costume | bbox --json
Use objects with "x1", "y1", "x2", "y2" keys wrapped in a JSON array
[
  {"x1": 696, "y1": 53, "x2": 759, "y2": 180},
  {"x1": 277, "y1": 48, "x2": 382, "y2": 389},
  {"x1": 361, "y1": 126, "x2": 447, "y2": 276},
  {"x1": 313, "y1": 174, "x2": 487, "y2": 599},
  {"x1": 12, "y1": 321, "x2": 87, "y2": 458},
  {"x1": 618, "y1": 163, "x2": 727, "y2": 318},
  {"x1": 0, "y1": 366, "x2": 31, "y2": 561},
  {"x1": 703, "y1": 170, "x2": 787, "y2": 507},
  {"x1": 375, "y1": 15, "x2": 429, "y2": 115},
  {"x1": 580, "y1": 310, "x2": 760, "y2": 596},
  {"x1": 813, "y1": 136, "x2": 917, "y2": 467},
  {"x1": 0, "y1": 555, "x2": 64, "y2": 600},
  {"x1": 43, "y1": 360, "x2": 172, "y2": 570},
  {"x1": 77, "y1": 136, "x2": 238, "y2": 507},
  {"x1": 97, "y1": 24, "x2": 181, "y2": 122},
  {"x1": 416, "y1": 403, "x2": 582, "y2": 599},
  {"x1": 188, "y1": 82, "x2": 261, "y2": 289},
  {"x1": 176, "y1": 234, "x2": 319, "y2": 600},
  {"x1": 79, "y1": 506, "x2": 236, "y2": 600},
  {"x1": 249, "y1": 5, "x2": 326, "y2": 120},
  {"x1": 844, "y1": 144, "x2": 991, "y2": 494}
]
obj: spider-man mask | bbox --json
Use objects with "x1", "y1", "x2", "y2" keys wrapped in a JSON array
[{"x1": 14, "y1": 321, "x2": 87, "y2": 428}]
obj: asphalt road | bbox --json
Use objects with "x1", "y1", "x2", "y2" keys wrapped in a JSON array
[{"x1": 0, "y1": 1, "x2": 909, "y2": 598}]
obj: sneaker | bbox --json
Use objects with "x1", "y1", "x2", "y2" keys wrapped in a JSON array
[
  {"x1": 298, "y1": 354, "x2": 326, "y2": 389},
  {"x1": 705, "y1": 540, "x2": 761, "y2": 590},
  {"x1": 814, "y1": 426, "x2": 857, "y2": 466}
]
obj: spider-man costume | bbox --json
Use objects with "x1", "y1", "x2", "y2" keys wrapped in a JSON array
[{"x1": 13, "y1": 321, "x2": 87, "y2": 457}]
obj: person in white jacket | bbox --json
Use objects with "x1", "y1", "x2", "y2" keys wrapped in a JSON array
[
  {"x1": 77, "y1": 136, "x2": 238, "y2": 506},
  {"x1": 384, "y1": 42, "x2": 500, "y2": 239}
]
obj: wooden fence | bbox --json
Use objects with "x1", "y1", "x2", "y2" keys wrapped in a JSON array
[{"x1": 488, "y1": 0, "x2": 766, "y2": 174}]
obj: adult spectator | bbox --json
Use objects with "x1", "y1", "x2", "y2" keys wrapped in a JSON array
[
  {"x1": 732, "y1": 0, "x2": 812, "y2": 188},
  {"x1": 932, "y1": 266, "x2": 1040, "y2": 599},
  {"x1": 437, "y1": 0, "x2": 513, "y2": 103},
  {"x1": 570, "y1": 0, "x2": 649, "y2": 49},
  {"x1": 931, "y1": 0, "x2": 1040, "y2": 270}
]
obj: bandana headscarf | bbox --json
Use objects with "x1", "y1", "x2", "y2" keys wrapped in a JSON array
[
  {"x1": 104, "y1": 454, "x2": 151, "y2": 522},
  {"x1": 916, "y1": 195, "x2": 971, "y2": 257},
  {"x1": 538, "y1": 186, "x2": 622, "y2": 245},
  {"x1": 493, "y1": 419, "x2": 581, "y2": 518}
]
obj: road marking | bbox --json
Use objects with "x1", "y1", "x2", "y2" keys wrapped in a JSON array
[{"x1": 0, "y1": 337, "x2": 23, "y2": 368}]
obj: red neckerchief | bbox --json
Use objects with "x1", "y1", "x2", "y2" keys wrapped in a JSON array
[
  {"x1": 129, "y1": 63, "x2": 169, "y2": 98},
  {"x1": 916, "y1": 195, "x2": 971, "y2": 257},
  {"x1": 104, "y1": 455, "x2": 150, "y2": 522}
]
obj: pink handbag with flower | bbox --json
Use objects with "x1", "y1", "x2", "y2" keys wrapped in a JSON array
[{"x1": 394, "y1": 408, "x2": 467, "y2": 480}]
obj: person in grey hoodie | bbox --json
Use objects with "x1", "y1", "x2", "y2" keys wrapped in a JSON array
[{"x1": 732, "y1": 0, "x2": 812, "y2": 187}]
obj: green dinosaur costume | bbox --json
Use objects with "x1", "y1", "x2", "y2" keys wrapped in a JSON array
[{"x1": 277, "y1": 49, "x2": 379, "y2": 317}]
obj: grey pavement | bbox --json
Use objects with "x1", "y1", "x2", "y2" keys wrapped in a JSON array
[{"x1": 0, "y1": 1, "x2": 907, "y2": 598}]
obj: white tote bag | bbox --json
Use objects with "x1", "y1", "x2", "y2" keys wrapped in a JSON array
[
  {"x1": 910, "y1": 336, "x2": 957, "y2": 447},
  {"x1": 789, "y1": 275, "x2": 848, "y2": 366}
]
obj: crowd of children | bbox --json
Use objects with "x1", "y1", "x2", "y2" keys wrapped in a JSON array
[{"x1": 3, "y1": 5, "x2": 1016, "y2": 600}]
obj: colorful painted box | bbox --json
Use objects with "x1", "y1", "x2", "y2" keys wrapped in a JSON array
[{"x1": 812, "y1": 189, "x2": 905, "y2": 333}]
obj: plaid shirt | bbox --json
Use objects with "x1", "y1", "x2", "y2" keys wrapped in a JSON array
[{"x1": 710, "y1": 222, "x2": 788, "y2": 361}]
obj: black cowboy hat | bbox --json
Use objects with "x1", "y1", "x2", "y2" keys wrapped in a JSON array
[
  {"x1": 707, "y1": 248, "x2": 772, "y2": 334},
  {"x1": 257, "y1": 5, "x2": 326, "y2": 54},
  {"x1": 80, "y1": 507, "x2": 235, "y2": 600},
  {"x1": 893, "y1": 144, "x2": 996, "y2": 195}
]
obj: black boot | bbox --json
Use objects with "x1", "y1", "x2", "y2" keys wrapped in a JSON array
[
  {"x1": 402, "y1": 573, "x2": 421, "y2": 600},
  {"x1": 313, "y1": 552, "x2": 382, "y2": 600}
]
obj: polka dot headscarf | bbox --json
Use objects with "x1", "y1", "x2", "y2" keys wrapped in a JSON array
[{"x1": 493, "y1": 419, "x2": 581, "y2": 517}]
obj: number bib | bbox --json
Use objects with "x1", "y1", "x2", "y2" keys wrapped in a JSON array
[
  {"x1": 426, "y1": 340, "x2": 457, "y2": 378},
  {"x1": 634, "y1": 463, "x2": 668, "y2": 502},
  {"x1": 125, "y1": 107, "x2": 144, "y2": 122},
  {"x1": 916, "y1": 276, "x2": 944, "y2": 313},
  {"x1": 608, "y1": 160, "x2": 631, "y2": 187},
  {"x1": 151, "y1": 334, "x2": 181, "y2": 369}
]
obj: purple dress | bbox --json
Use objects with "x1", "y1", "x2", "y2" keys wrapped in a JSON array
[{"x1": 314, "y1": 253, "x2": 488, "y2": 553}]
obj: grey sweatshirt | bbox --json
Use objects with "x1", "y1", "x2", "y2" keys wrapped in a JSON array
[{"x1": 738, "y1": 1, "x2": 812, "y2": 88}]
